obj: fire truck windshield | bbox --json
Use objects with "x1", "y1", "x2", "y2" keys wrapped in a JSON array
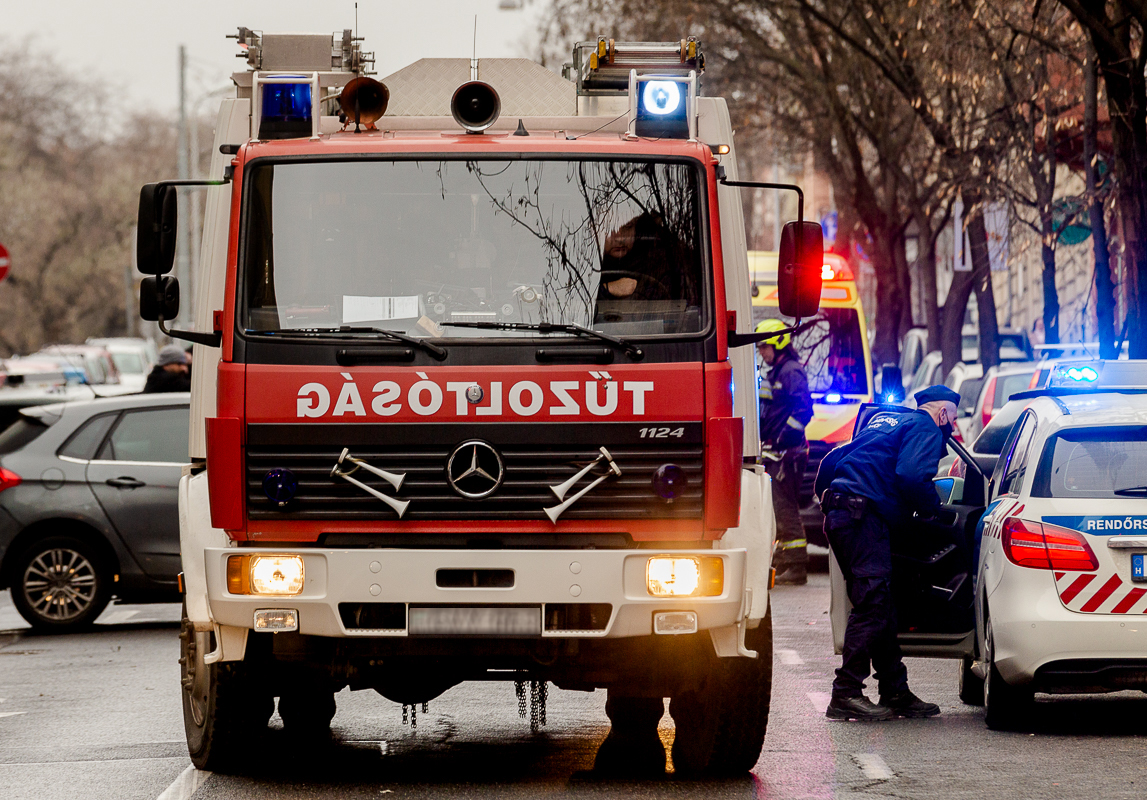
[{"x1": 241, "y1": 159, "x2": 707, "y2": 339}]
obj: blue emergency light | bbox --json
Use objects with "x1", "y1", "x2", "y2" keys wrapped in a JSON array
[
  {"x1": 1065, "y1": 366, "x2": 1099, "y2": 382},
  {"x1": 258, "y1": 78, "x2": 312, "y2": 139},
  {"x1": 255, "y1": 73, "x2": 319, "y2": 140},
  {"x1": 630, "y1": 71, "x2": 696, "y2": 139}
]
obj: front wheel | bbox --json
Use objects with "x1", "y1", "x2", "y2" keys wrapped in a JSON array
[
  {"x1": 10, "y1": 535, "x2": 111, "y2": 632},
  {"x1": 669, "y1": 609, "x2": 773, "y2": 776},
  {"x1": 181, "y1": 607, "x2": 273, "y2": 772},
  {"x1": 983, "y1": 617, "x2": 1032, "y2": 730}
]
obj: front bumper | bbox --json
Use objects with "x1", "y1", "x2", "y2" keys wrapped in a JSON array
[{"x1": 203, "y1": 547, "x2": 747, "y2": 638}]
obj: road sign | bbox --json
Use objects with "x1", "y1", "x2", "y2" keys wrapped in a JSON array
[
  {"x1": 0, "y1": 242, "x2": 9, "y2": 283},
  {"x1": 820, "y1": 211, "x2": 838, "y2": 246}
]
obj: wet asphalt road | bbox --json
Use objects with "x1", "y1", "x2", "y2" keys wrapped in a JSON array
[{"x1": 1, "y1": 576, "x2": 1146, "y2": 800}]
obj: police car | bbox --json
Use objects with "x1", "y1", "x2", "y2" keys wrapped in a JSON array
[{"x1": 829, "y1": 361, "x2": 1147, "y2": 730}]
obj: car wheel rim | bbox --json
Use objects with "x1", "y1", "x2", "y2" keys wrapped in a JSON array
[
  {"x1": 180, "y1": 618, "x2": 212, "y2": 728},
  {"x1": 22, "y1": 547, "x2": 98, "y2": 622}
]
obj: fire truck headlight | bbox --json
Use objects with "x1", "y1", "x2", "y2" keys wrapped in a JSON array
[
  {"x1": 641, "y1": 81, "x2": 682, "y2": 116},
  {"x1": 251, "y1": 555, "x2": 305, "y2": 595},
  {"x1": 646, "y1": 557, "x2": 723, "y2": 597},
  {"x1": 229, "y1": 555, "x2": 305, "y2": 595}
]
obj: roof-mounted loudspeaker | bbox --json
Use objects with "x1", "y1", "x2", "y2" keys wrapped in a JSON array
[{"x1": 451, "y1": 81, "x2": 501, "y2": 133}]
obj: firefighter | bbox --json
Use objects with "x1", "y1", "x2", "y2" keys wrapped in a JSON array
[
  {"x1": 756, "y1": 319, "x2": 813, "y2": 585},
  {"x1": 814, "y1": 384, "x2": 959, "y2": 721}
]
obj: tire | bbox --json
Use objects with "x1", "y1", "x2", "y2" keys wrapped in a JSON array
[
  {"x1": 10, "y1": 535, "x2": 111, "y2": 632},
  {"x1": 958, "y1": 656, "x2": 984, "y2": 706},
  {"x1": 181, "y1": 606, "x2": 273, "y2": 772},
  {"x1": 277, "y1": 684, "x2": 337, "y2": 736},
  {"x1": 669, "y1": 608, "x2": 773, "y2": 776},
  {"x1": 983, "y1": 617, "x2": 1032, "y2": 731}
]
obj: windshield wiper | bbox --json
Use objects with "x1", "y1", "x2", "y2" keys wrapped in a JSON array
[
  {"x1": 1114, "y1": 485, "x2": 1147, "y2": 496},
  {"x1": 441, "y1": 321, "x2": 644, "y2": 361},
  {"x1": 248, "y1": 326, "x2": 447, "y2": 361}
]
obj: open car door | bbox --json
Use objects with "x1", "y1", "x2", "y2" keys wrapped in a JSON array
[{"x1": 828, "y1": 403, "x2": 989, "y2": 659}]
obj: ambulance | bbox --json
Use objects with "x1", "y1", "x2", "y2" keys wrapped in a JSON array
[{"x1": 749, "y1": 251, "x2": 873, "y2": 539}]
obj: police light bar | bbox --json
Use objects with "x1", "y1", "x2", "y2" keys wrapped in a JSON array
[
  {"x1": 628, "y1": 70, "x2": 697, "y2": 140},
  {"x1": 1047, "y1": 360, "x2": 1147, "y2": 390},
  {"x1": 252, "y1": 72, "x2": 321, "y2": 141}
]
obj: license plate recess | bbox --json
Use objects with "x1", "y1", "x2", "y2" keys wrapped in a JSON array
[{"x1": 408, "y1": 605, "x2": 542, "y2": 636}]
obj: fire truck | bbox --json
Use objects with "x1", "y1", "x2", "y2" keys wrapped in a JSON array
[{"x1": 137, "y1": 29, "x2": 822, "y2": 775}]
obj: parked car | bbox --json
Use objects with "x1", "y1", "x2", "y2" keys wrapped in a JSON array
[
  {"x1": 32, "y1": 344, "x2": 121, "y2": 386},
  {"x1": 0, "y1": 393, "x2": 189, "y2": 630},
  {"x1": 0, "y1": 359, "x2": 100, "y2": 434},
  {"x1": 87, "y1": 338, "x2": 158, "y2": 393},
  {"x1": 965, "y1": 363, "x2": 1040, "y2": 442}
]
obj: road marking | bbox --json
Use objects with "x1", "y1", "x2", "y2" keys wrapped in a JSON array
[
  {"x1": 156, "y1": 764, "x2": 211, "y2": 800},
  {"x1": 853, "y1": 753, "x2": 894, "y2": 780},
  {"x1": 777, "y1": 649, "x2": 804, "y2": 665},
  {"x1": 807, "y1": 692, "x2": 831, "y2": 713},
  {"x1": 101, "y1": 610, "x2": 140, "y2": 625},
  {"x1": 0, "y1": 711, "x2": 26, "y2": 719}
]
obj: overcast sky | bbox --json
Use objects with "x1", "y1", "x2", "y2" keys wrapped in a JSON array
[{"x1": 2, "y1": 0, "x2": 544, "y2": 114}]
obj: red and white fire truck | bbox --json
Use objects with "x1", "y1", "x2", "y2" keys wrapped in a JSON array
[{"x1": 138, "y1": 29, "x2": 822, "y2": 774}]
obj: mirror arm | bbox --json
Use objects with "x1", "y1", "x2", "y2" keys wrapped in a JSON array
[
  {"x1": 727, "y1": 318, "x2": 816, "y2": 349},
  {"x1": 156, "y1": 315, "x2": 222, "y2": 348},
  {"x1": 718, "y1": 177, "x2": 804, "y2": 224}
]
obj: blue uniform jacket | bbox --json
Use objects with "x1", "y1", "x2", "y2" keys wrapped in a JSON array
[{"x1": 817, "y1": 409, "x2": 945, "y2": 523}]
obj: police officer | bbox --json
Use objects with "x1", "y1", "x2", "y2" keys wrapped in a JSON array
[
  {"x1": 757, "y1": 319, "x2": 814, "y2": 585},
  {"x1": 814, "y1": 384, "x2": 960, "y2": 720}
]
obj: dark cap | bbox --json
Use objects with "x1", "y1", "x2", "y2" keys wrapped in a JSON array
[{"x1": 914, "y1": 385, "x2": 960, "y2": 406}]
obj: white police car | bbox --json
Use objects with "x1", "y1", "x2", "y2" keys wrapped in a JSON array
[{"x1": 829, "y1": 361, "x2": 1147, "y2": 729}]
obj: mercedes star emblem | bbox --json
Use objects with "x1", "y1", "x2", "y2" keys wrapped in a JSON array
[{"x1": 446, "y1": 440, "x2": 504, "y2": 499}]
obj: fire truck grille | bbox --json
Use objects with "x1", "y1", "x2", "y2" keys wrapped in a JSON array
[{"x1": 246, "y1": 442, "x2": 704, "y2": 521}]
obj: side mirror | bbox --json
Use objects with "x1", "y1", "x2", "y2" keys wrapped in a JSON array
[
  {"x1": 137, "y1": 183, "x2": 177, "y2": 275},
  {"x1": 140, "y1": 276, "x2": 180, "y2": 322},
  {"x1": 777, "y1": 220, "x2": 823, "y2": 318}
]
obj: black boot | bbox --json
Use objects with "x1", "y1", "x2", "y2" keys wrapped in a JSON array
[
  {"x1": 825, "y1": 695, "x2": 893, "y2": 721},
  {"x1": 879, "y1": 690, "x2": 940, "y2": 718},
  {"x1": 774, "y1": 563, "x2": 807, "y2": 585}
]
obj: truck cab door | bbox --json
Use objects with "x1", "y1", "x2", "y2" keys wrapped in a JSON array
[{"x1": 828, "y1": 407, "x2": 988, "y2": 659}]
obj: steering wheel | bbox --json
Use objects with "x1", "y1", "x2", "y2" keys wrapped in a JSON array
[{"x1": 599, "y1": 270, "x2": 672, "y2": 298}]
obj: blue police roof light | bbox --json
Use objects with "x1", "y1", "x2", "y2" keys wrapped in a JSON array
[
  {"x1": 642, "y1": 81, "x2": 682, "y2": 115},
  {"x1": 824, "y1": 392, "x2": 843, "y2": 404},
  {"x1": 1065, "y1": 366, "x2": 1099, "y2": 382},
  {"x1": 257, "y1": 75, "x2": 314, "y2": 140}
]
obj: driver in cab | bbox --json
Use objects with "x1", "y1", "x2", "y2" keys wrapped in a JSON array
[
  {"x1": 814, "y1": 384, "x2": 960, "y2": 721},
  {"x1": 596, "y1": 213, "x2": 689, "y2": 307}
]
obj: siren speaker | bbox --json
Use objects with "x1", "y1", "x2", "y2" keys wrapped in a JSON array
[
  {"x1": 451, "y1": 81, "x2": 501, "y2": 133},
  {"x1": 338, "y1": 77, "x2": 390, "y2": 131}
]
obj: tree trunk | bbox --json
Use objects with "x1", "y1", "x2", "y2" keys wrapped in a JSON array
[
  {"x1": 1086, "y1": 44, "x2": 1117, "y2": 358},
  {"x1": 1090, "y1": 26, "x2": 1147, "y2": 359},
  {"x1": 869, "y1": 225, "x2": 903, "y2": 368},
  {"x1": 914, "y1": 212, "x2": 941, "y2": 351},
  {"x1": 1040, "y1": 235, "x2": 1060, "y2": 346},
  {"x1": 940, "y1": 270, "x2": 975, "y2": 378},
  {"x1": 965, "y1": 205, "x2": 1001, "y2": 368}
]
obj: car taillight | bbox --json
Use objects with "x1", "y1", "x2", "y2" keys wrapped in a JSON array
[
  {"x1": 981, "y1": 377, "x2": 996, "y2": 429},
  {"x1": 0, "y1": 467, "x2": 22, "y2": 494},
  {"x1": 1001, "y1": 518, "x2": 1098, "y2": 571}
]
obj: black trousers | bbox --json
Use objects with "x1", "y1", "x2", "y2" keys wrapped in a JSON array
[
  {"x1": 823, "y1": 506, "x2": 909, "y2": 699},
  {"x1": 765, "y1": 443, "x2": 809, "y2": 566}
]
